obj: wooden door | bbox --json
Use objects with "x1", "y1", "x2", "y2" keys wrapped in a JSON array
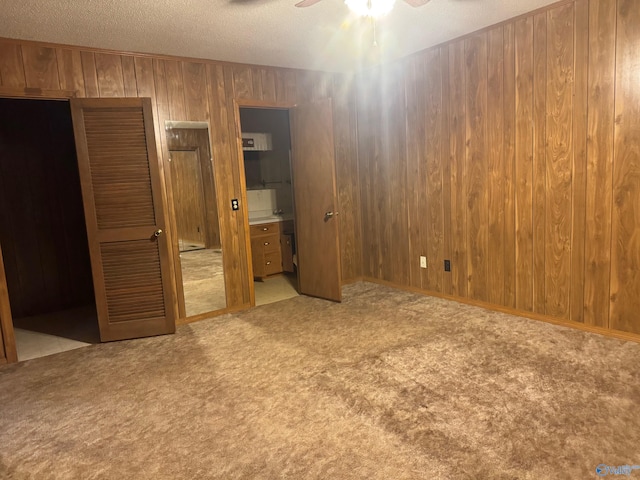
[
  {"x1": 169, "y1": 149, "x2": 207, "y2": 249},
  {"x1": 70, "y1": 98, "x2": 176, "y2": 342},
  {"x1": 0, "y1": 243, "x2": 17, "y2": 364},
  {"x1": 290, "y1": 99, "x2": 342, "y2": 301}
]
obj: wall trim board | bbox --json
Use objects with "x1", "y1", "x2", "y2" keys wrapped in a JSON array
[
  {"x1": 362, "y1": 276, "x2": 640, "y2": 345},
  {"x1": 176, "y1": 302, "x2": 251, "y2": 326},
  {"x1": 0, "y1": 87, "x2": 77, "y2": 99},
  {"x1": 235, "y1": 99, "x2": 296, "y2": 109}
]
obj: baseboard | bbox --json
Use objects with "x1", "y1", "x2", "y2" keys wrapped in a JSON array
[
  {"x1": 361, "y1": 276, "x2": 640, "y2": 345},
  {"x1": 342, "y1": 276, "x2": 364, "y2": 286},
  {"x1": 176, "y1": 302, "x2": 252, "y2": 326}
]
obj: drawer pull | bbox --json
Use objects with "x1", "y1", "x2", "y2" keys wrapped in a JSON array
[
  {"x1": 266, "y1": 261, "x2": 272, "y2": 265},
  {"x1": 262, "y1": 227, "x2": 268, "y2": 231},
  {"x1": 264, "y1": 242, "x2": 270, "y2": 246}
]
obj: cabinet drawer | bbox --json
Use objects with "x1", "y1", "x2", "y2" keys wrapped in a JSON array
[
  {"x1": 264, "y1": 251, "x2": 282, "y2": 276},
  {"x1": 250, "y1": 222, "x2": 280, "y2": 236},
  {"x1": 258, "y1": 234, "x2": 280, "y2": 253}
]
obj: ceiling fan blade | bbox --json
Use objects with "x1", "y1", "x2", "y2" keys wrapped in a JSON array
[
  {"x1": 402, "y1": 0, "x2": 431, "y2": 7},
  {"x1": 295, "y1": 0, "x2": 324, "y2": 7}
]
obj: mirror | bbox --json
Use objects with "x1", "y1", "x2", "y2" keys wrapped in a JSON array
[{"x1": 165, "y1": 120, "x2": 226, "y2": 317}]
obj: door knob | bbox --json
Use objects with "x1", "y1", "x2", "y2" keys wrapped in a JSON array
[
  {"x1": 154, "y1": 229, "x2": 163, "y2": 237},
  {"x1": 325, "y1": 211, "x2": 338, "y2": 218}
]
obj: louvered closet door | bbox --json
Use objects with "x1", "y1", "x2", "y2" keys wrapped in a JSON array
[{"x1": 70, "y1": 98, "x2": 176, "y2": 342}]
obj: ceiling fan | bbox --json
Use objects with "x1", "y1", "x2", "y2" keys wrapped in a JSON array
[{"x1": 296, "y1": 0, "x2": 431, "y2": 17}]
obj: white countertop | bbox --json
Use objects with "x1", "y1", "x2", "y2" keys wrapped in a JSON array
[{"x1": 248, "y1": 214, "x2": 293, "y2": 226}]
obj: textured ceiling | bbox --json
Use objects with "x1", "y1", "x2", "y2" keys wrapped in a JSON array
[{"x1": 0, "y1": 0, "x2": 560, "y2": 72}]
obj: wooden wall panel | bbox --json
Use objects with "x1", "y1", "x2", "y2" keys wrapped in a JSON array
[
  {"x1": 404, "y1": 57, "x2": 424, "y2": 288},
  {"x1": 206, "y1": 63, "x2": 246, "y2": 306},
  {"x1": 260, "y1": 68, "x2": 277, "y2": 103},
  {"x1": 233, "y1": 66, "x2": 253, "y2": 100},
  {"x1": 0, "y1": 43, "x2": 25, "y2": 88},
  {"x1": 373, "y1": 70, "x2": 391, "y2": 281},
  {"x1": 356, "y1": 73, "x2": 378, "y2": 279},
  {"x1": 56, "y1": 48, "x2": 85, "y2": 96},
  {"x1": 503, "y1": 22, "x2": 517, "y2": 309},
  {"x1": 464, "y1": 34, "x2": 489, "y2": 302},
  {"x1": 487, "y1": 26, "x2": 505, "y2": 306},
  {"x1": 80, "y1": 52, "x2": 99, "y2": 97},
  {"x1": 275, "y1": 69, "x2": 297, "y2": 104},
  {"x1": 448, "y1": 40, "x2": 468, "y2": 299},
  {"x1": 570, "y1": 0, "x2": 588, "y2": 324},
  {"x1": 404, "y1": 58, "x2": 422, "y2": 289},
  {"x1": 164, "y1": 60, "x2": 187, "y2": 120},
  {"x1": 94, "y1": 53, "x2": 125, "y2": 97},
  {"x1": 532, "y1": 13, "x2": 547, "y2": 314},
  {"x1": 611, "y1": 0, "x2": 640, "y2": 335},
  {"x1": 333, "y1": 74, "x2": 362, "y2": 281},
  {"x1": 545, "y1": 3, "x2": 574, "y2": 319},
  {"x1": 514, "y1": 17, "x2": 534, "y2": 312},
  {"x1": 424, "y1": 49, "x2": 443, "y2": 292},
  {"x1": 585, "y1": 0, "x2": 616, "y2": 327},
  {"x1": 440, "y1": 46, "x2": 452, "y2": 296},
  {"x1": 223, "y1": 64, "x2": 253, "y2": 305},
  {"x1": 387, "y1": 66, "x2": 409, "y2": 286},
  {"x1": 21, "y1": 46, "x2": 59, "y2": 89},
  {"x1": 182, "y1": 62, "x2": 209, "y2": 121},
  {"x1": 121, "y1": 56, "x2": 137, "y2": 97}
]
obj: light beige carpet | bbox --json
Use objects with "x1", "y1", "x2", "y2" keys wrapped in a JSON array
[{"x1": 1, "y1": 282, "x2": 639, "y2": 479}]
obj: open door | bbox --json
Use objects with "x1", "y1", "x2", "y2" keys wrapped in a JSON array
[
  {"x1": 0, "y1": 243, "x2": 17, "y2": 363},
  {"x1": 290, "y1": 99, "x2": 342, "y2": 302},
  {"x1": 70, "y1": 98, "x2": 176, "y2": 342}
]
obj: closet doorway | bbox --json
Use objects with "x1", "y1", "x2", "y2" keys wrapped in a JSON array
[
  {"x1": 236, "y1": 99, "x2": 342, "y2": 306},
  {"x1": 0, "y1": 95, "x2": 177, "y2": 364},
  {"x1": 0, "y1": 97, "x2": 98, "y2": 361}
]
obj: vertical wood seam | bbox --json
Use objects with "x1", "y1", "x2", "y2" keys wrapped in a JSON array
[{"x1": 607, "y1": 0, "x2": 619, "y2": 330}]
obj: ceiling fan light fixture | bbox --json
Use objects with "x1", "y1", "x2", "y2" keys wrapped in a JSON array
[{"x1": 345, "y1": 0, "x2": 396, "y2": 18}]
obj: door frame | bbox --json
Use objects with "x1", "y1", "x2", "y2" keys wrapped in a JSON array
[
  {"x1": 0, "y1": 242, "x2": 17, "y2": 364},
  {"x1": 232, "y1": 99, "x2": 296, "y2": 307},
  {"x1": 0, "y1": 88, "x2": 78, "y2": 363},
  {"x1": 0, "y1": 88, "x2": 180, "y2": 359}
]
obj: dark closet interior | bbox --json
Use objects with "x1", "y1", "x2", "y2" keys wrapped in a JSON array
[{"x1": 0, "y1": 98, "x2": 98, "y2": 344}]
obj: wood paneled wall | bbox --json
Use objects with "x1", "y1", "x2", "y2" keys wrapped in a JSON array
[
  {"x1": 357, "y1": 0, "x2": 640, "y2": 336},
  {"x1": 0, "y1": 98, "x2": 94, "y2": 318},
  {"x1": 0, "y1": 39, "x2": 363, "y2": 314}
]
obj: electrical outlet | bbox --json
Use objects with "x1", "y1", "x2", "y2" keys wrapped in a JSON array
[
  {"x1": 444, "y1": 259, "x2": 451, "y2": 272},
  {"x1": 420, "y1": 256, "x2": 427, "y2": 269}
]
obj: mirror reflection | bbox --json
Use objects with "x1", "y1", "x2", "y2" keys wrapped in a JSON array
[{"x1": 165, "y1": 120, "x2": 226, "y2": 316}]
